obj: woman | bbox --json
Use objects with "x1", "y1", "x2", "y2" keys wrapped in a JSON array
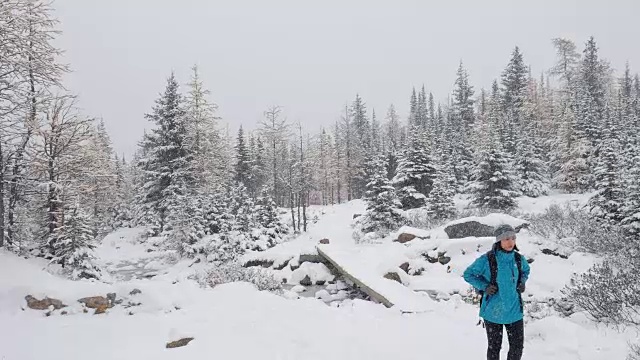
[{"x1": 463, "y1": 224, "x2": 531, "y2": 360}]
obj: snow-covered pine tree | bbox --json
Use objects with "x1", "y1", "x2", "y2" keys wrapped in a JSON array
[
  {"x1": 370, "y1": 109, "x2": 382, "y2": 155},
  {"x1": 168, "y1": 195, "x2": 206, "y2": 257},
  {"x1": 136, "y1": 73, "x2": 194, "y2": 234},
  {"x1": 621, "y1": 146, "x2": 640, "y2": 236},
  {"x1": 501, "y1": 46, "x2": 529, "y2": 157},
  {"x1": 392, "y1": 126, "x2": 436, "y2": 209},
  {"x1": 383, "y1": 104, "x2": 403, "y2": 179},
  {"x1": 417, "y1": 86, "x2": 429, "y2": 130},
  {"x1": 578, "y1": 37, "x2": 607, "y2": 150},
  {"x1": 469, "y1": 123, "x2": 519, "y2": 210},
  {"x1": 427, "y1": 148, "x2": 457, "y2": 220},
  {"x1": 80, "y1": 119, "x2": 118, "y2": 236},
  {"x1": 318, "y1": 128, "x2": 333, "y2": 204},
  {"x1": 234, "y1": 126, "x2": 251, "y2": 187},
  {"x1": 247, "y1": 135, "x2": 267, "y2": 199},
  {"x1": 450, "y1": 61, "x2": 476, "y2": 186},
  {"x1": 350, "y1": 94, "x2": 370, "y2": 198},
  {"x1": 229, "y1": 183, "x2": 255, "y2": 233},
  {"x1": 588, "y1": 105, "x2": 625, "y2": 224},
  {"x1": 359, "y1": 155, "x2": 405, "y2": 235},
  {"x1": 617, "y1": 64, "x2": 638, "y2": 173},
  {"x1": 49, "y1": 206, "x2": 101, "y2": 280},
  {"x1": 339, "y1": 103, "x2": 359, "y2": 201},
  {"x1": 408, "y1": 88, "x2": 419, "y2": 128},
  {"x1": 515, "y1": 75, "x2": 550, "y2": 197},
  {"x1": 254, "y1": 188, "x2": 289, "y2": 249}
]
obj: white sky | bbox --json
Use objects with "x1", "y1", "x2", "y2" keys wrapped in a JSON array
[{"x1": 53, "y1": 0, "x2": 640, "y2": 157}]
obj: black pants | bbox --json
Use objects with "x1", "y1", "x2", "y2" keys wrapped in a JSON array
[{"x1": 484, "y1": 319, "x2": 524, "y2": 360}]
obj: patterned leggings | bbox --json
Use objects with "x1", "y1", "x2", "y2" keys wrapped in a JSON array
[{"x1": 484, "y1": 319, "x2": 524, "y2": 360}]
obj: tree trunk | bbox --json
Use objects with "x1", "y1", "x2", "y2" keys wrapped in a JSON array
[
  {"x1": 48, "y1": 157, "x2": 57, "y2": 235},
  {"x1": 7, "y1": 132, "x2": 31, "y2": 244},
  {"x1": 303, "y1": 191, "x2": 307, "y2": 232},
  {"x1": 0, "y1": 140, "x2": 4, "y2": 248},
  {"x1": 272, "y1": 138, "x2": 277, "y2": 205},
  {"x1": 290, "y1": 192, "x2": 296, "y2": 231},
  {"x1": 297, "y1": 193, "x2": 301, "y2": 232}
]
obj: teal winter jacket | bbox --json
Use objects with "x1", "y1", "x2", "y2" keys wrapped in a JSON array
[{"x1": 463, "y1": 247, "x2": 531, "y2": 324}]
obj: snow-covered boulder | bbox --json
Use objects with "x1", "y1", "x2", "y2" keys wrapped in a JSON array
[
  {"x1": 443, "y1": 213, "x2": 529, "y2": 239},
  {"x1": 289, "y1": 262, "x2": 335, "y2": 286},
  {"x1": 391, "y1": 226, "x2": 431, "y2": 243}
]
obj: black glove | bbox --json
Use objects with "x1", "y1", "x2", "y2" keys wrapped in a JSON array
[
  {"x1": 517, "y1": 283, "x2": 525, "y2": 293},
  {"x1": 485, "y1": 284, "x2": 498, "y2": 295}
]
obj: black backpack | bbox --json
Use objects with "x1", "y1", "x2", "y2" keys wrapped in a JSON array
[{"x1": 478, "y1": 244, "x2": 524, "y2": 312}]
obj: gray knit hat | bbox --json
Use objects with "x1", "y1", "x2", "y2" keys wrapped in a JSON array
[{"x1": 494, "y1": 224, "x2": 516, "y2": 242}]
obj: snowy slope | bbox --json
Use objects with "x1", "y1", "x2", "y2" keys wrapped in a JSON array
[
  {"x1": 0, "y1": 194, "x2": 635, "y2": 359},
  {"x1": 0, "y1": 249, "x2": 632, "y2": 360}
]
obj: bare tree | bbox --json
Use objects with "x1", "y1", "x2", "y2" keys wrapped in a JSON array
[
  {"x1": 33, "y1": 95, "x2": 92, "y2": 253},
  {"x1": 260, "y1": 105, "x2": 288, "y2": 205},
  {"x1": 0, "y1": 0, "x2": 68, "y2": 247}
]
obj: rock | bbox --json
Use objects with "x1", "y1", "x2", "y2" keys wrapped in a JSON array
[
  {"x1": 25, "y1": 295, "x2": 66, "y2": 310},
  {"x1": 94, "y1": 304, "x2": 108, "y2": 315},
  {"x1": 300, "y1": 275, "x2": 313, "y2": 286},
  {"x1": 290, "y1": 262, "x2": 300, "y2": 271},
  {"x1": 424, "y1": 253, "x2": 439, "y2": 263},
  {"x1": 438, "y1": 256, "x2": 452, "y2": 265},
  {"x1": 61, "y1": 311, "x2": 68, "y2": 315},
  {"x1": 352, "y1": 213, "x2": 362, "y2": 219},
  {"x1": 166, "y1": 337, "x2": 194, "y2": 349},
  {"x1": 319, "y1": 238, "x2": 330, "y2": 244},
  {"x1": 106, "y1": 293, "x2": 116, "y2": 303},
  {"x1": 541, "y1": 248, "x2": 568, "y2": 259},
  {"x1": 243, "y1": 259, "x2": 275, "y2": 268},
  {"x1": 383, "y1": 272, "x2": 402, "y2": 284},
  {"x1": 124, "y1": 301, "x2": 142, "y2": 308},
  {"x1": 83, "y1": 308, "x2": 88, "y2": 314},
  {"x1": 298, "y1": 254, "x2": 326, "y2": 264},
  {"x1": 443, "y1": 214, "x2": 529, "y2": 239},
  {"x1": 273, "y1": 259, "x2": 290, "y2": 270},
  {"x1": 78, "y1": 296, "x2": 110, "y2": 309},
  {"x1": 146, "y1": 249, "x2": 153, "y2": 253},
  {"x1": 527, "y1": 258, "x2": 535, "y2": 264},
  {"x1": 399, "y1": 262, "x2": 410, "y2": 273},
  {"x1": 395, "y1": 233, "x2": 417, "y2": 244},
  {"x1": 315, "y1": 280, "x2": 326, "y2": 286},
  {"x1": 444, "y1": 221, "x2": 494, "y2": 239},
  {"x1": 129, "y1": 289, "x2": 142, "y2": 296}
]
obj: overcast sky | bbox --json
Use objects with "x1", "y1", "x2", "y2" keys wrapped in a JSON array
[{"x1": 53, "y1": 0, "x2": 640, "y2": 157}]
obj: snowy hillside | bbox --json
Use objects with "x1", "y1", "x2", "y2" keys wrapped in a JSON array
[{"x1": 0, "y1": 193, "x2": 636, "y2": 360}]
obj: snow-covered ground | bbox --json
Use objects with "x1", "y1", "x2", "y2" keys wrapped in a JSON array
[{"x1": 0, "y1": 193, "x2": 636, "y2": 359}]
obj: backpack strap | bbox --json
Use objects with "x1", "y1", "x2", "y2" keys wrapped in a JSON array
[
  {"x1": 479, "y1": 248, "x2": 498, "y2": 309},
  {"x1": 515, "y1": 252, "x2": 524, "y2": 312},
  {"x1": 487, "y1": 250, "x2": 498, "y2": 287}
]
